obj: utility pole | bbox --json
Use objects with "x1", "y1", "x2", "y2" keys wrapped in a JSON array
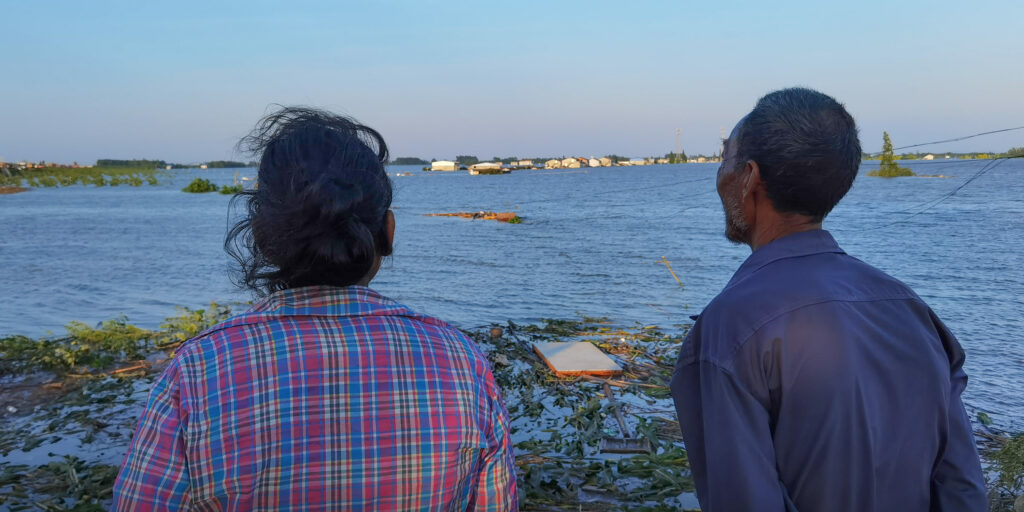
[{"x1": 675, "y1": 128, "x2": 682, "y2": 161}]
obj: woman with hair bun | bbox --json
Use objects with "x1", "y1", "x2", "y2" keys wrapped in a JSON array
[{"x1": 112, "y1": 107, "x2": 517, "y2": 511}]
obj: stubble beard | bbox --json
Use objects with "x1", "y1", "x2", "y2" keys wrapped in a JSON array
[{"x1": 723, "y1": 192, "x2": 751, "y2": 245}]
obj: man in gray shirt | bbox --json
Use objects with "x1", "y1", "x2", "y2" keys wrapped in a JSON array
[{"x1": 671, "y1": 87, "x2": 986, "y2": 511}]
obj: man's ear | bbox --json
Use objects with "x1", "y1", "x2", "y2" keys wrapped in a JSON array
[
  {"x1": 742, "y1": 160, "x2": 762, "y2": 200},
  {"x1": 385, "y1": 209, "x2": 396, "y2": 248}
]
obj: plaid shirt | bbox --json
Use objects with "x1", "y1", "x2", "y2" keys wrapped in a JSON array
[{"x1": 113, "y1": 286, "x2": 516, "y2": 511}]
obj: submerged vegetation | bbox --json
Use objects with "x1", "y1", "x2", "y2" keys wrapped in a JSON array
[
  {"x1": 479, "y1": 317, "x2": 695, "y2": 509},
  {"x1": 0, "y1": 310, "x2": 1019, "y2": 510},
  {"x1": 0, "y1": 305, "x2": 231, "y2": 378},
  {"x1": 181, "y1": 177, "x2": 219, "y2": 193},
  {"x1": 0, "y1": 311, "x2": 694, "y2": 510},
  {"x1": 0, "y1": 166, "x2": 162, "y2": 189},
  {"x1": 868, "y1": 132, "x2": 916, "y2": 177},
  {"x1": 985, "y1": 432, "x2": 1024, "y2": 511},
  {"x1": 218, "y1": 184, "x2": 244, "y2": 195}
]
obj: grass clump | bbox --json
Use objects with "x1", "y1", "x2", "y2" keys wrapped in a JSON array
[
  {"x1": 0, "y1": 456, "x2": 119, "y2": 511},
  {"x1": 157, "y1": 302, "x2": 233, "y2": 348},
  {"x1": 0, "y1": 304, "x2": 233, "y2": 377},
  {"x1": 986, "y1": 432, "x2": 1024, "y2": 511},
  {"x1": 182, "y1": 177, "x2": 219, "y2": 193},
  {"x1": 0, "y1": 318, "x2": 151, "y2": 376},
  {"x1": 0, "y1": 166, "x2": 161, "y2": 189},
  {"x1": 218, "y1": 184, "x2": 244, "y2": 195},
  {"x1": 868, "y1": 167, "x2": 915, "y2": 177}
]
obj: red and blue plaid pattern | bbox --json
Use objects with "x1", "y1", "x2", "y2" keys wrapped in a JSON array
[{"x1": 113, "y1": 286, "x2": 516, "y2": 511}]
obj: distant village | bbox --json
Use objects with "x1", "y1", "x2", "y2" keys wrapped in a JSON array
[
  {"x1": 3, "y1": 147, "x2": 1016, "y2": 177},
  {"x1": 425, "y1": 154, "x2": 720, "y2": 174}
]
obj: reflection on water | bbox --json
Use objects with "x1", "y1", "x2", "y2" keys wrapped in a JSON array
[{"x1": 2, "y1": 160, "x2": 1022, "y2": 428}]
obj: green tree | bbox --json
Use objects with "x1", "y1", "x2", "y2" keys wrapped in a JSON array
[
  {"x1": 455, "y1": 155, "x2": 479, "y2": 165},
  {"x1": 880, "y1": 132, "x2": 896, "y2": 167},
  {"x1": 868, "y1": 132, "x2": 915, "y2": 177},
  {"x1": 664, "y1": 152, "x2": 687, "y2": 163},
  {"x1": 205, "y1": 160, "x2": 248, "y2": 168},
  {"x1": 96, "y1": 159, "x2": 166, "y2": 168},
  {"x1": 390, "y1": 157, "x2": 428, "y2": 165}
]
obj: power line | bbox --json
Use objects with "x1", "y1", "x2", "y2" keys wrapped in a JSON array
[
  {"x1": 848, "y1": 155, "x2": 1022, "y2": 232},
  {"x1": 869, "y1": 126, "x2": 1024, "y2": 155}
]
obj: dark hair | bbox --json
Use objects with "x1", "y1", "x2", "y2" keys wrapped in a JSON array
[
  {"x1": 735, "y1": 87, "x2": 861, "y2": 222},
  {"x1": 225, "y1": 106, "x2": 394, "y2": 295}
]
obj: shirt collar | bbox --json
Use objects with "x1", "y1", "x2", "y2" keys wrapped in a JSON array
[
  {"x1": 246, "y1": 285, "x2": 415, "y2": 319},
  {"x1": 725, "y1": 229, "x2": 845, "y2": 289},
  {"x1": 188, "y1": 285, "x2": 436, "y2": 345}
]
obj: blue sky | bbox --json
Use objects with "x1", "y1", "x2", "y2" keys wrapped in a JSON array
[{"x1": 1, "y1": 0, "x2": 1021, "y2": 163}]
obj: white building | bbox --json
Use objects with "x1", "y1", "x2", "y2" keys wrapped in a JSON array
[
  {"x1": 431, "y1": 160, "x2": 458, "y2": 171},
  {"x1": 561, "y1": 157, "x2": 581, "y2": 168},
  {"x1": 544, "y1": 159, "x2": 562, "y2": 169},
  {"x1": 923, "y1": 154, "x2": 935, "y2": 160}
]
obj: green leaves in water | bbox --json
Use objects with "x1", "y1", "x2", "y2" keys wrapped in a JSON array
[
  {"x1": 0, "y1": 303, "x2": 233, "y2": 376},
  {"x1": 0, "y1": 166, "x2": 161, "y2": 189},
  {"x1": 181, "y1": 177, "x2": 218, "y2": 193},
  {"x1": 479, "y1": 316, "x2": 695, "y2": 509},
  {"x1": 987, "y1": 432, "x2": 1024, "y2": 509},
  {"x1": 979, "y1": 412, "x2": 994, "y2": 426},
  {"x1": 0, "y1": 318, "x2": 149, "y2": 376},
  {"x1": 0, "y1": 456, "x2": 119, "y2": 511}
]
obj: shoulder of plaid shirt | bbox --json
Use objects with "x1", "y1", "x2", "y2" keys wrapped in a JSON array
[{"x1": 111, "y1": 285, "x2": 517, "y2": 511}]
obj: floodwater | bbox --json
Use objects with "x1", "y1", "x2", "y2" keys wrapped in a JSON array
[{"x1": 1, "y1": 160, "x2": 1022, "y2": 429}]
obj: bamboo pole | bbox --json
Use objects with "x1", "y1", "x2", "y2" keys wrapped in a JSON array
[{"x1": 658, "y1": 256, "x2": 684, "y2": 290}]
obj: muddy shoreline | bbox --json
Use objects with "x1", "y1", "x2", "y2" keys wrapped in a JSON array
[{"x1": 1, "y1": 309, "x2": 1020, "y2": 510}]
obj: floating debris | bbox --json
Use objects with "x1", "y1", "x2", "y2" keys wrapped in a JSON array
[
  {"x1": 1, "y1": 311, "x2": 1017, "y2": 511},
  {"x1": 425, "y1": 211, "x2": 522, "y2": 223},
  {"x1": 532, "y1": 342, "x2": 623, "y2": 377}
]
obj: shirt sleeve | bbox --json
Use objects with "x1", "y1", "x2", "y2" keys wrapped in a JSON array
[
  {"x1": 467, "y1": 369, "x2": 518, "y2": 512},
  {"x1": 928, "y1": 312, "x2": 987, "y2": 511},
  {"x1": 112, "y1": 359, "x2": 191, "y2": 510},
  {"x1": 672, "y1": 357, "x2": 790, "y2": 511}
]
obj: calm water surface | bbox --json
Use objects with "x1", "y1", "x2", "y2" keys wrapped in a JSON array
[{"x1": 2, "y1": 160, "x2": 1022, "y2": 429}]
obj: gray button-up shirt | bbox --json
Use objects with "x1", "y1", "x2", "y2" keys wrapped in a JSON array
[{"x1": 671, "y1": 230, "x2": 986, "y2": 511}]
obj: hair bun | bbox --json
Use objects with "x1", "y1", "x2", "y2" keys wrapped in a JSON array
[
  {"x1": 304, "y1": 175, "x2": 366, "y2": 222},
  {"x1": 295, "y1": 174, "x2": 377, "y2": 277}
]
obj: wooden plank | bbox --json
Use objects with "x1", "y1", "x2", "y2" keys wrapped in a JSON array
[{"x1": 532, "y1": 342, "x2": 623, "y2": 377}]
